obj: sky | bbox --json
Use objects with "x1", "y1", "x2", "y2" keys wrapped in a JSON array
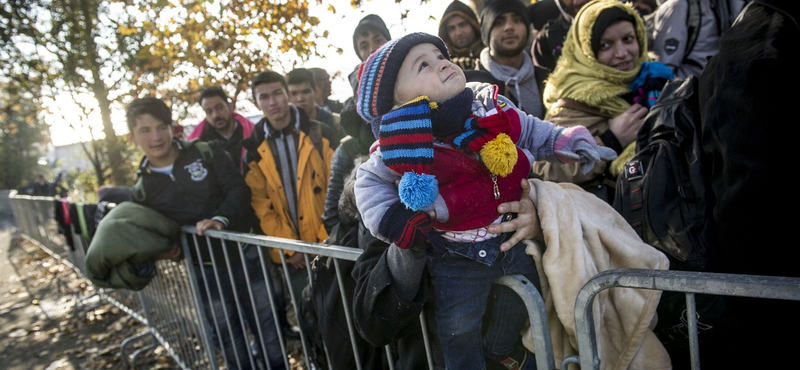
[{"x1": 46, "y1": 0, "x2": 458, "y2": 146}]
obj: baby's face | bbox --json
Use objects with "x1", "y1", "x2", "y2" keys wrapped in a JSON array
[{"x1": 393, "y1": 43, "x2": 466, "y2": 107}]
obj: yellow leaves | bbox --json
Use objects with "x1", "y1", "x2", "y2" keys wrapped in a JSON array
[
  {"x1": 122, "y1": 0, "x2": 327, "y2": 99},
  {"x1": 118, "y1": 25, "x2": 139, "y2": 36}
]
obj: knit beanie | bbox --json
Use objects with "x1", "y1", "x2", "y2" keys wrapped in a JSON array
[
  {"x1": 352, "y1": 14, "x2": 392, "y2": 60},
  {"x1": 356, "y1": 32, "x2": 451, "y2": 211},
  {"x1": 356, "y1": 32, "x2": 449, "y2": 122},
  {"x1": 590, "y1": 7, "x2": 635, "y2": 56},
  {"x1": 480, "y1": 0, "x2": 531, "y2": 48}
]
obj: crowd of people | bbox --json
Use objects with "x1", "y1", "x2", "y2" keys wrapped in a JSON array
[{"x1": 80, "y1": 0, "x2": 798, "y2": 369}]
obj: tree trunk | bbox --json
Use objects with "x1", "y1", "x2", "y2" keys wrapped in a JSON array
[{"x1": 78, "y1": 0, "x2": 127, "y2": 186}]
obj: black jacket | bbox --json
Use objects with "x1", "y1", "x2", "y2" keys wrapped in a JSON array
[
  {"x1": 351, "y1": 222, "x2": 445, "y2": 370},
  {"x1": 133, "y1": 139, "x2": 251, "y2": 230},
  {"x1": 132, "y1": 139, "x2": 254, "y2": 263},
  {"x1": 698, "y1": 0, "x2": 798, "y2": 277},
  {"x1": 194, "y1": 119, "x2": 249, "y2": 174},
  {"x1": 322, "y1": 104, "x2": 375, "y2": 235}
]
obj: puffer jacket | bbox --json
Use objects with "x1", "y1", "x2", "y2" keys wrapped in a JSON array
[{"x1": 85, "y1": 201, "x2": 180, "y2": 291}]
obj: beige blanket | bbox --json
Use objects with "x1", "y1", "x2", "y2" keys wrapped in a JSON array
[{"x1": 522, "y1": 179, "x2": 671, "y2": 370}]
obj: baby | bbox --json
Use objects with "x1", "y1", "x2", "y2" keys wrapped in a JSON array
[{"x1": 354, "y1": 32, "x2": 616, "y2": 370}]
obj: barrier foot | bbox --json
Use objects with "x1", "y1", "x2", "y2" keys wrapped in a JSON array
[{"x1": 120, "y1": 329, "x2": 155, "y2": 369}]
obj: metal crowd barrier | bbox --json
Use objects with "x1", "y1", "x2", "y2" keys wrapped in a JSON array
[
  {"x1": 571, "y1": 269, "x2": 800, "y2": 370},
  {"x1": 6, "y1": 192, "x2": 555, "y2": 370},
  {"x1": 13, "y1": 191, "x2": 799, "y2": 370}
]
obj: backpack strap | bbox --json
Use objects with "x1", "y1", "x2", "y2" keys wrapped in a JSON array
[
  {"x1": 132, "y1": 173, "x2": 146, "y2": 202},
  {"x1": 685, "y1": 0, "x2": 701, "y2": 59},
  {"x1": 621, "y1": 159, "x2": 646, "y2": 236},
  {"x1": 193, "y1": 140, "x2": 214, "y2": 163}
]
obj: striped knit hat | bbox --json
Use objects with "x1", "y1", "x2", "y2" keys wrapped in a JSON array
[
  {"x1": 356, "y1": 32, "x2": 451, "y2": 211},
  {"x1": 356, "y1": 32, "x2": 449, "y2": 123}
]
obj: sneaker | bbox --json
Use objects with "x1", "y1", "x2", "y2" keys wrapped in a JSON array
[{"x1": 494, "y1": 345, "x2": 537, "y2": 370}]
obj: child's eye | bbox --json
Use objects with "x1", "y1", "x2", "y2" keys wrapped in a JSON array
[
  {"x1": 419, "y1": 61, "x2": 429, "y2": 71},
  {"x1": 437, "y1": 54, "x2": 446, "y2": 60}
]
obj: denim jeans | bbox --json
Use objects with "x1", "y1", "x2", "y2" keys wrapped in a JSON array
[
  {"x1": 195, "y1": 244, "x2": 287, "y2": 370},
  {"x1": 428, "y1": 235, "x2": 539, "y2": 370}
]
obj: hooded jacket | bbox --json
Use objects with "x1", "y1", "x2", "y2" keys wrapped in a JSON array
[
  {"x1": 244, "y1": 105, "x2": 334, "y2": 263},
  {"x1": 438, "y1": 1, "x2": 484, "y2": 70}
]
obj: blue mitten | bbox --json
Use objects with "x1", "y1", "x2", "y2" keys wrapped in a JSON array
[{"x1": 553, "y1": 126, "x2": 618, "y2": 173}]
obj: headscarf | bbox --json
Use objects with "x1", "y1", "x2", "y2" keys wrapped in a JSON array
[{"x1": 542, "y1": 0, "x2": 648, "y2": 119}]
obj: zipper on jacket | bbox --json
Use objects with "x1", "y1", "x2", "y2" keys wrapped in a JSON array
[{"x1": 491, "y1": 174, "x2": 500, "y2": 200}]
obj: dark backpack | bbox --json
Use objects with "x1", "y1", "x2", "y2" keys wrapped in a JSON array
[{"x1": 612, "y1": 76, "x2": 713, "y2": 271}]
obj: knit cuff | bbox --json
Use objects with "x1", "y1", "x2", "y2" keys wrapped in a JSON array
[
  {"x1": 599, "y1": 129, "x2": 624, "y2": 154},
  {"x1": 542, "y1": 126, "x2": 563, "y2": 163},
  {"x1": 378, "y1": 202, "x2": 433, "y2": 249},
  {"x1": 211, "y1": 216, "x2": 229, "y2": 228}
]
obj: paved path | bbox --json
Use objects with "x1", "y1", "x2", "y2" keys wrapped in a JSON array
[{"x1": 0, "y1": 213, "x2": 80, "y2": 370}]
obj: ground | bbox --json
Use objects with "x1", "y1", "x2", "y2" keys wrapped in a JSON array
[
  {"x1": 0, "y1": 211, "x2": 308, "y2": 370},
  {"x1": 0, "y1": 220, "x2": 179, "y2": 370}
]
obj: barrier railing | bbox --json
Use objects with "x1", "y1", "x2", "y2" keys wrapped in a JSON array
[
  {"x1": 12, "y1": 191, "x2": 799, "y2": 370},
  {"x1": 571, "y1": 269, "x2": 800, "y2": 370},
  {"x1": 6, "y1": 192, "x2": 555, "y2": 370}
]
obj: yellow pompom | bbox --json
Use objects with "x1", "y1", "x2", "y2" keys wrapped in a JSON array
[{"x1": 480, "y1": 133, "x2": 517, "y2": 177}]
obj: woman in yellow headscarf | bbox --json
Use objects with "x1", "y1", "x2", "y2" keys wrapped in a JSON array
[{"x1": 530, "y1": 0, "x2": 673, "y2": 204}]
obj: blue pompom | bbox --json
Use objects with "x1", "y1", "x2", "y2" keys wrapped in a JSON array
[{"x1": 398, "y1": 172, "x2": 438, "y2": 211}]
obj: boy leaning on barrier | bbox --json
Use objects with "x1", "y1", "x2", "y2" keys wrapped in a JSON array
[{"x1": 125, "y1": 96, "x2": 287, "y2": 370}]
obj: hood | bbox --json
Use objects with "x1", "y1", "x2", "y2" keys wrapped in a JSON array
[
  {"x1": 480, "y1": 0, "x2": 531, "y2": 48},
  {"x1": 352, "y1": 14, "x2": 392, "y2": 60},
  {"x1": 438, "y1": 1, "x2": 483, "y2": 52}
]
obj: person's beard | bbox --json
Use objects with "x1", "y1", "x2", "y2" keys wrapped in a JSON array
[
  {"x1": 493, "y1": 41, "x2": 526, "y2": 58},
  {"x1": 214, "y1": 116, "x2": 233, "y2": 131}
]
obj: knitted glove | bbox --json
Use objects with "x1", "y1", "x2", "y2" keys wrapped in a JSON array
[
  {"x1": 553, "y1": 126, "x2": 618, "y2": 173},
  {"x1": 378, "y1": 202, "x2": 445, "y2": 250}
]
